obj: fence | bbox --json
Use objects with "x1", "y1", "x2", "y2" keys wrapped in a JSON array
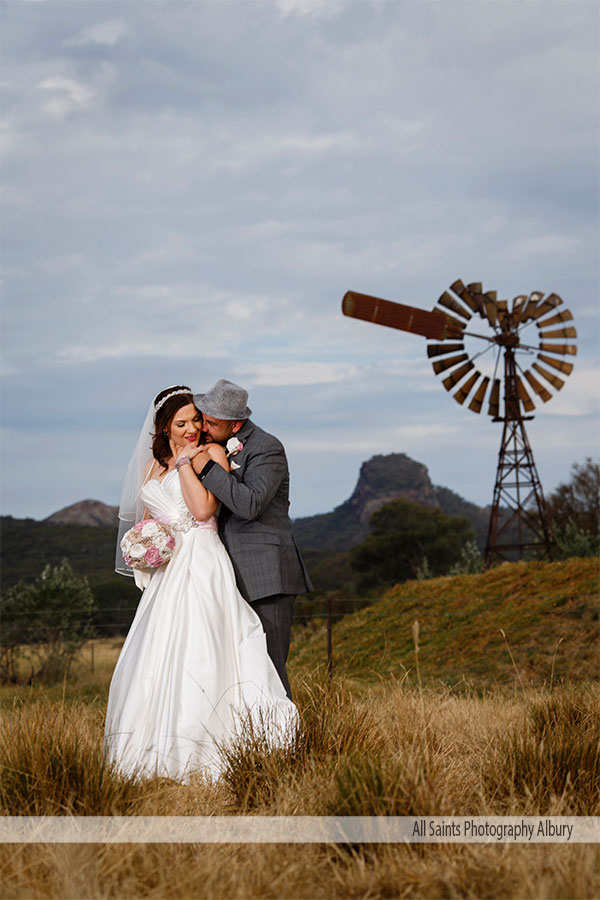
[{"x1": 0, "y1": 597, "x2": 378, "y2": 678}]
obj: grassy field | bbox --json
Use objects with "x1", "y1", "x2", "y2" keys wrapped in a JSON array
[
  {"x1": 1, "y1": 558, "x2": 598, "y2": 899},
  {"x1": 291, "y1": 557, "x2": 599, "y2": 687}
]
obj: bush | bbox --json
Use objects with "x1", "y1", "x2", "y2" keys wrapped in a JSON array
[
  {"x1": 554, "y1": 519, "x2": 599, "y2": 560},
  {"x1": 447, "y1": 539, "x2": 484, "y2": 575},
  {"x1": 0, "y1": 559, "x2": 95, "y2": 684}
]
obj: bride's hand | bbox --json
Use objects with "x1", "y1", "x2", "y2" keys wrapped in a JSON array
[
  {"x1": 206, "y1": 444, "x2": 228, "y2": 464},
  {"x1": 175, "y1": 444, "x2": 204, "y2": 461}
]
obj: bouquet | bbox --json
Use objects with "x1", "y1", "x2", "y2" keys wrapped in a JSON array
[{"x1": 120, "y1": 519, "x2": 177, "y2": 571}]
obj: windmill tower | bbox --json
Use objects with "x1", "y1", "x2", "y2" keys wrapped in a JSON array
[{"x1": 342, "y1": 280, "x2": 577, "y2": 563}]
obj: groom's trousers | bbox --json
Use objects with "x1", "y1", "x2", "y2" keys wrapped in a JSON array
[{"x1": 250, "y1": 594, "x2": 295, "y2": 700}]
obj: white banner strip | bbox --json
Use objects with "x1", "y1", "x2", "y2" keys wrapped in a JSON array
[{"x1": 1, "y1": 817, "x2": 598, "y2": 844}]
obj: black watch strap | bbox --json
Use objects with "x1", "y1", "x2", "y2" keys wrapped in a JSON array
[{"x1": 198, "y1": 458, "x2": 216, "y2": 481}]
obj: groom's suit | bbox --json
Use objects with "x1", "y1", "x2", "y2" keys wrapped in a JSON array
[{"x1": 198, "y1": 418, "x2": 313, "y2": 696}]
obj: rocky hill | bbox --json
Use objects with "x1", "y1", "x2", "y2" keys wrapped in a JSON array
[
  {"x1": 2, "y1": 453, "x2": 490, "y2": 596},
  {"x1": 44, "y1": 499, "x2": 119, "y2": 527},
  {"x1": 292, "y1": 453, "x2": 490, "y2": 552}
]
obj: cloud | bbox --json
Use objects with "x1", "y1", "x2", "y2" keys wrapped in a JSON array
[
  {"x1": 502, "y1": 234, "x2": 583, "y2": 260},
  {"x1": 1, "y1": 0, "x2": 597, "y2": 522},
  {"x1": 275, "y1": 0, "x2": 346, "y2": 19},
  {"x1": 38, "y1": 75, "x2": 94, "y2": 118},
  {"x1": 66, "y1": 19, "x2": 128, "y2": 47},
  {"x1": 237, "y1": 361, "x2": 363, "y2": 386}
]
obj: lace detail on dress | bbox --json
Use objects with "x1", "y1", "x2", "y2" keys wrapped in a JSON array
[{"x1": 172, "y1": 511, "x2": 218, "y2": 534}]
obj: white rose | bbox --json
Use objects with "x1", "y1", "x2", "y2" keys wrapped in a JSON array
[
  {"x1": 154, "y1": 533, "x2": 169, "y2": 551},
  {"x1": 141, "y1": 521, "x2": 160, "y2": 538},
  {"x1": 226, "y1": 437, "x2": 243, "y2": 456},
  {"x1": 128, "y1": 543, "x2": 145, "y2": 559}
]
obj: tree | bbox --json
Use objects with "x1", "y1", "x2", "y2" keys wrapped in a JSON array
[
  {"x1": 545, "y1": 458, "x2": 599, "y2": 535},
  {"x1": 544, "y1": 458, "x2": 599, "y2": 559},
  {"x1": 350, "y1": 498, "x2": 475, "y2": 591},
  {"x1": 0, "y1": 559, "x2": 95, "y2": 684}
]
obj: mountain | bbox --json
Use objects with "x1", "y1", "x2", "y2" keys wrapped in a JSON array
[
  {"x1": 1, "y1": 453, "x2": 490, "y2": 597},
  {"x1": 292, "y1": 453, "x2": 490, "y2": 552},
  {"x1": 44, "y1": 499, "x2": 119, "y2": 527}
]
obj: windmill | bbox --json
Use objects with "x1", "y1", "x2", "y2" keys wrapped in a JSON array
[{"x1": 341, "y1": 280, "x2": 577, "y2": 563}]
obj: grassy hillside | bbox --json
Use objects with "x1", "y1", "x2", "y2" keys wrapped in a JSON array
[{"x1": 289, "y1": 558, "x2": 599, "y2": 687}]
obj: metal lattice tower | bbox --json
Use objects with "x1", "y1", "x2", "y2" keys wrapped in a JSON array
[{"x1": 485, "y1": 345, "x2": 555, "y2": 564}]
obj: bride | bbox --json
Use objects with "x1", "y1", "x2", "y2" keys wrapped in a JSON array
[{"x1": 104, "y1": 385, "x2": 297, "y2": 781}]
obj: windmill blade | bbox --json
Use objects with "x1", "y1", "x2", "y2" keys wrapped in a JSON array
[
  {"x1": 427, "y1": 342, "x2": 465, "y2": 358},
  {"x1": 524, "y1": 370, "x2": 552, "y2": 403},
  {"x1": 483, "y1": 297, "x2": 498, "y2": 327},
  {"x1": 487, "y1": 379, "x2": 501, "y2": 417},
  {"x1": 517, "y1": 377, "x2": 536, "y2": 413},
  {"x1": 450, "y1": 279, "x2": 480, "y2": 313},
  {"x1": 532, "y1": 362, "x2": 565, "y2": 391},
  {"x1": 531, "y1": 293, "x2": 563, "y2": 319},
  {"x1": 538, "y1": 326, "x2": 577, "y2": 340},
  {"x1": 468, "y1": 375, "x2": 490, "y2": 413},
  {"x1": 537, "y1": 353, "x2": 574, "y2": 376},
  {"x1": 496, "y1": 300, "x2": 509, "y2": 326},
  {"x1": 454, "y1": 371, "x2": 481, "y2": 405},
  {"x1": 437, "y1": 291, "x2": 472, "y2": 321},
  {"x1": 442, "y1": 360, "x2": 474, "y2": 390},
  {"x1": 432, "y1": 353, "x2": 469, "y2": 374},
  {"x1": 342, "y1": 291, "x2": 463, "y2": 340},
  {"x1": 535, "y1": 309, "x2": 573, "y2": 329},
  {"x1": 512, "y1": 294, "x2": 527, "y2": 313},
  {"x1": 539, "y1": 342, "x2": 577, "y2": 356}
]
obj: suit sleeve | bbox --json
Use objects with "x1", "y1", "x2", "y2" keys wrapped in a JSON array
[{"x1": 200, "y1": 440, "x2": 287, "y2": 521}]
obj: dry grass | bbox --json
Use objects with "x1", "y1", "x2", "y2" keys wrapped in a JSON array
[{"x1": 1, "y1": 665, "x2": 599, "y2": 899}]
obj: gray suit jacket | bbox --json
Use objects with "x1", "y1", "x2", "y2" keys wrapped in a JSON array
[{"x1": 200, "y1": 419, "x2": 313, "y2": 602}]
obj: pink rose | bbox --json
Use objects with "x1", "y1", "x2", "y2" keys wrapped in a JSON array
[
  {"x1": 167, "y1": 535, "x2": 175, "y2": 549},
  {"x1": 133, "y1": 521, "x2": 145, "y2": 531},
  {"x1": 144, "y1": 546, "x2": 164, "y2": 567},
  {"x1": 124, "y1": 555, "x2": 133, "y2": 566}
]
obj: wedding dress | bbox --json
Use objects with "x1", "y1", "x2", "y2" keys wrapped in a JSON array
[{"x1": 104, "y1": 469, "x2": 298, "y2": 781}]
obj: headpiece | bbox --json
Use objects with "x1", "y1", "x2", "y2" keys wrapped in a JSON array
[{"x1": 154, "y1": 388, "x2": 192, "y2": 415}]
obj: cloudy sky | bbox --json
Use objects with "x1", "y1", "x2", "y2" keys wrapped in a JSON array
[{"x1": 1, "y1": 0, "x2": 598, "y2": 522}]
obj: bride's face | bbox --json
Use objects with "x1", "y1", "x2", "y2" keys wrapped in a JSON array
[{"x1": 168, "y1": 403, "x2": 202, "y2": 451}]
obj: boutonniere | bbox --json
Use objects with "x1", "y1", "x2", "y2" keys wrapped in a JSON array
[{"x1": 226, "y1": 437, "x2": 244, "y2": 458}]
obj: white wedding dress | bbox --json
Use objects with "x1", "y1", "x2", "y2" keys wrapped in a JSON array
[{"x1": 104, "y1": 469, "x2": 298, "y2": 781}]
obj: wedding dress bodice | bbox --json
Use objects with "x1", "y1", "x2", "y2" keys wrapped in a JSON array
[{"x1": 140, "y1": 469, "x2": 218, "y2": 532}]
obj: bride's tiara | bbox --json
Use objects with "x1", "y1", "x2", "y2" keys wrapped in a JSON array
[{"x1": 154, "y1": 388, "x2": 192, "y2": 414}]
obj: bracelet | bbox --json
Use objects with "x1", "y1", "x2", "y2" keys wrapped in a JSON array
[{"x1": 175, "y1": 456, "x2": 191, "y2": 471}]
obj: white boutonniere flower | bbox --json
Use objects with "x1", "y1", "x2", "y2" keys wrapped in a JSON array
[
  {"x1": 226, "y1": 437, "x2": 244, "y2": 457},
  {"x1": 230, "y1": 460, "x2": 240, "y2": 470}
]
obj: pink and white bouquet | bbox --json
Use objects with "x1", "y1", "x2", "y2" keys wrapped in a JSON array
[{"x1": 120, "y1": 519, "x2": 177, "y2": 571}]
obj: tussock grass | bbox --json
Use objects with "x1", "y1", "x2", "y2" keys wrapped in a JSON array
[
  {"x1": 3, "y1": 672, "x2": 598, "y2": 898},
  {"x1": 483, "y1": 686, "x2": 600, "y2": 815},
  {"x1": 1, "y1": 554, "x2": 599, "y2": 898},
  {"x1": 0, "y1": 698, "x2": 141, "y2": 816}
]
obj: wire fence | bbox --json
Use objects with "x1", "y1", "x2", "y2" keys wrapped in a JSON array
[{"x1": 0, "y1": 597, "x2": 381, "y2": 677}]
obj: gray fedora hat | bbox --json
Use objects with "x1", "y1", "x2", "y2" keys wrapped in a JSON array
[{"x1": 194, "y1": 379, "x2": 252, "y2": 420}]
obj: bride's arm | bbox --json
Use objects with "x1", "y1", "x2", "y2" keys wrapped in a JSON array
[{"x1": 174, "y1": 445, "x2": 228, "y2": 520}]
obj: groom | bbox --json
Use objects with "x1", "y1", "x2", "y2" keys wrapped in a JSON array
[{"x1": 192, "y1": 379, "x2": 313, "y2": 698}]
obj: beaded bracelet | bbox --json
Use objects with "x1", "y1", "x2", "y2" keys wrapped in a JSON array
[{"x1": 175, "y1": 456, "x2": 192, "y2": 471}]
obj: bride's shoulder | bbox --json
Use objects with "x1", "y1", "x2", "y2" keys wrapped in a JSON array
[{"x1": 143, "y1": 458, "x2": 159, "y2": 482}]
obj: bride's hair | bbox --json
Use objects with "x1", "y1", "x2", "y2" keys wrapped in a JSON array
[{"x1": 152, "y1": 385, "x2": 199, "y2": 469}]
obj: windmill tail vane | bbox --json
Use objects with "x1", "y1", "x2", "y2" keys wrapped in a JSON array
[{"x1": 341, "y1": 280, "x2": 577, "y2": 564}]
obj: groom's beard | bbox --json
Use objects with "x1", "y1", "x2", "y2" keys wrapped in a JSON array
[{"x1": 200, "y1": 423, "x2": 237, "y2": 446}]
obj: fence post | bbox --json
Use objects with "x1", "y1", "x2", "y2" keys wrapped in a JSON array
[{"x1": 326, "y1": 596, "x2": 333, "y2": 678}]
